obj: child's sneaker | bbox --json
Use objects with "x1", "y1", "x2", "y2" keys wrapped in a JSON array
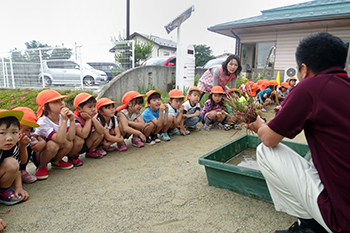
[
  {"x1": 146, "y1": 137, "x2": 156, "y2": 145},
  {"x1": 95, "y1": 146, "x2": 107, "y2": 156},
  {"x1": 103, "y1": 145, "x2": 117, "y2": 152},
  {"x1": 51, "y1": 160, "x2": 73, "y2": 169},
  {"x1": 168, "y1": 128, "x2": 180, "y2": 136},
  {"x1": 216, "y1": 124, "x2": 225, "y2": 129},
  {"x1": 117, "y1": 141, "x2": 128, "y2": 152},
  {"x1": 203, "y1": 124, "x2": 211, "y2": 131},
  {"x1": 0, "y1": 189, "x2": 22, "y2": 205},
  {"x1": 85, "y1": 150, "x2": 103, "y2": 159},
  {"x1": 261, "y1": 108, "x2": 267, "y2": 112},
  {"x1": 188, "y1": 126, "x2": 201, "y2": 131},
  {"x1": 160, "y1": 132, "x2": 171, "y2": 141},
  {"x1": 131, "y1": 137, "x2": 144, "y2": 148},
  {"x1": 68, "y1": 156, "x2": 83, "y2": 167},
  {"x1": 35, "y1": 166, "x2": 49, "y2": 180},
  {"x1": 184, "y1": 128, "x2": 191, "y2": 135},
  {"x1": 21, "y1": 170, "x2": 37, "y2": 184},
  {"x1": 223, "y1": 124, "x2": 231, "y2": 131},
  {"x1": 150, "y1": 134, "x2": 161, "y2": 143}
]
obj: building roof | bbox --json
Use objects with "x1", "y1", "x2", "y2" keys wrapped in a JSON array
[
  {"x1": 208, "y1": 0, "x2": 350, "y2": 37},
  {"x1": 131, "y1": 32, "x2": 177, "y2": 49}
]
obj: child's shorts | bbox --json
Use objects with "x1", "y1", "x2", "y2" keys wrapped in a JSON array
[{"x1": 78, "y1": 140, "x2": 90, "y2": 154}]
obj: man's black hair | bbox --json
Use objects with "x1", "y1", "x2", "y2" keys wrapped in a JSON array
[
  {"x1": 296, "y1": 32, "x2": 347, "y2": 73},
  {"x1": 147, "y1": 93, "x2": 161, "y2": 103},
  {"x1": 78, "y1": 97, "x2": 97, "y2": 109},
  {"x1": 0, "y1": 117, "x2": 20, "y2": 129}
]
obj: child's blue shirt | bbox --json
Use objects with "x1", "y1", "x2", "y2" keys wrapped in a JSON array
[
  {"x1": 257, "y1": 88, "x2": 272, "y2": 102},
  {"x1": 167, "y1": 104, "x2": 178, "y2": 117},
  {"x1": 141, "y1": 108, "x2": 164, "y2": 123}
]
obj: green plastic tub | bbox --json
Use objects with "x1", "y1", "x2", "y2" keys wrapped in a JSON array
[{"x1": 198, "y1": 135, "x2": 311, "y2": 203}]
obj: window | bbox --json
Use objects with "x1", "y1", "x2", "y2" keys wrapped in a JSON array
[
  {"x1": 256, "y1": 42, "x2": 275, "y2": 69},
  {"x1": 164, "y1": 51, "x2": 169, "y2": 56}
]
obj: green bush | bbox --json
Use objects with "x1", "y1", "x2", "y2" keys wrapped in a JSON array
[{"x1": 0, "y1": 88, "x2": 93, "y2": 113}]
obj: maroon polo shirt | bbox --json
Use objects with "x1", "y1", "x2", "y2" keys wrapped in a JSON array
[{"x1": 268, "y1": 66, "x2": 350, "y2": 232}]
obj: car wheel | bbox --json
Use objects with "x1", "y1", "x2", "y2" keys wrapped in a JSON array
[
  {"x1": 83, "y1": 76, "x2": 94, "y2": 86},
  {"x1": 41, "y1": 76, "x2": 52, "y2": 86}
]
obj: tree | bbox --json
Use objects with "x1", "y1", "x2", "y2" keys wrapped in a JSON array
[
  {"x1": 194, "y1": 44, "x2": 216, "y2": 67},
  {"x1": 111, "y1": 34, "x2": 154, "y2": 68},
  {"x1": 50, "y1": 47, "x2": 73, "y2": 60}
]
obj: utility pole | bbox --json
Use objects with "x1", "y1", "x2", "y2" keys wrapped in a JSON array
[{"x1": 126, "y1": 0, "x2": 131, "y2": 69}]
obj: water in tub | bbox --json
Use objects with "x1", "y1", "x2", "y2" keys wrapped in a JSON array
[{"x1": 226, "y1": 148, "x2": 260, "y2": 170}]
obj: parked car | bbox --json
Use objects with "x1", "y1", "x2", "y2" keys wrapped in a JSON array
[
  {"x1": 141, "y1": 56, "x2": 176, "y2": 66},
  {"x1": 38, "y1": 60, "x2": 108, "y2": 86},
  {"x1": 203, "y1": 58, "x2": 225, "y2": 69},
  {"x1": 87, "y1": 62, "x2": 120, "y2": 81}
]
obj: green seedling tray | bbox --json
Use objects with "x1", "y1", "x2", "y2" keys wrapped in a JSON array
[{"x1": 199, "y1": 135, "x2": 310, "y2": 203}]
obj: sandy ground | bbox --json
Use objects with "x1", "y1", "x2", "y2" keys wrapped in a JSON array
[{"x1": 1, "y1": 106, "x2": 307, "y2": 233}]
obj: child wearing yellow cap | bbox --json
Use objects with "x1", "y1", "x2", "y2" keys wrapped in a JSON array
[
  {"x1": 0, "y1": 109, "x2": 29, "y2": 206},
  {"x1": 183, "y1": 87, "x2": 203, "y2": 131},
  {"x1": 12, "y1": 107, "x2": 45, "y2": 184},
  {"x1": 34, "y1": 89, "x2": 75, "y2": 180},
  {"x1": 116, "y1": 91, "x2": 146, "y2": 149},
  {"x1": 141, "y1": 90, "x2": 169, "y2": 145},
  {"x1": 96, "y1": 98, "x2": 124, "y2": 152},
  {"x1": 68, "y1": 93, "x2": 105, "y2": 166}
]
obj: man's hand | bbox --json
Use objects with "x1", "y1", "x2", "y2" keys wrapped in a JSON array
[{"x1": 245, "y1": 115, "x2": 266, "y2": 134}]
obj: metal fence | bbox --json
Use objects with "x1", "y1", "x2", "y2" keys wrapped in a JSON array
[{"x1": 0, "y1": 42, "x2": 134, "y2": 90}]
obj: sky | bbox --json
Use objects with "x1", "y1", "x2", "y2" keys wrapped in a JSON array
[{"x1": 0, "y1": 0, "x2": 310, "y2": 63}]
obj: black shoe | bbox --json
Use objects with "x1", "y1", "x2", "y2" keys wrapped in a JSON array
[
  {"x1": 150, "y1": 133, "x2": 161, "y2": 143},
  {"x1": 274, "y1": 221, "x2": 316, "y2": 233},
  {"x1": 146, "y1": 137, "x2": 155, "y2": 145}
]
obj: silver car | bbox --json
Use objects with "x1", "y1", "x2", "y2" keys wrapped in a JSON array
[{"x1": 38, "y1": 60, "x2": 108, "y2": 86}]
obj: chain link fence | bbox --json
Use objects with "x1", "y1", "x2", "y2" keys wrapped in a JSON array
[{"x1": 0, "y1": 43, "x2": 134, "y2": 90}]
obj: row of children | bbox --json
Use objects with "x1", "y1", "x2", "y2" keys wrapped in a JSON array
[{"x1": 0, "y1": 78, "x2": 297, "y2": 209}]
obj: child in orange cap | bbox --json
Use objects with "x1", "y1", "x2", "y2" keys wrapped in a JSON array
[
  {"x1": 12, "y1": 107, "x2": 45, "y2": 184},
  {"x1": 96, "y1": 98, "x2": 124, "y2": 152},
  {"x1": 141, "y1": 90, "x2": 169, "y2": 145},
  {"x1": 276, "y1": 82, "x2": 291, "y2": 104},
  {"x1": 201, "y1": 86, "x2": 227, "y2": 130},
  {"x1": 287, "y1": 77, "x2": 297, "y2": 93},
  {"x1": 0, "y1": 109, "x2": 29, "y2": 207},
  {"x1": 165, "y1": 89, "x2": 187, "y2": 138},
  {"x1": 68, "y1": 93, "x2": 105, "y2": 166},
  {"x1": 183, "y1": 87, "x2": 203, "y2": 131},
  {"x1": 34, "y1": 89, "x2": 75, "y2": 180},
  {"x1": 116, "y1": 91, "x2": 146, "y2": 149},
  {"x1": 257, "y1": 80, "x2": 278, "y2": 111}
]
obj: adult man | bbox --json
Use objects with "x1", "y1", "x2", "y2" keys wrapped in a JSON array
[{"x1": 249, "y1": 32, "x2": 350, "y2": 232}]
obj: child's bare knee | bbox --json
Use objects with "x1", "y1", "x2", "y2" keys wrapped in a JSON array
[{"x1": 1, "y1": 157, "x2": 19, "y2": 172}]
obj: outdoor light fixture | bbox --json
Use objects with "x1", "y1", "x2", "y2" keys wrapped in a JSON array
[{"x1": 164, "y1": 5, "x2": 194, "y2": 34}]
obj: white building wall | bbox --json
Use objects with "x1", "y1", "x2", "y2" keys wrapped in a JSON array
[{"x1": 240, "y1": 26, "x2": 350, "y2": 71}]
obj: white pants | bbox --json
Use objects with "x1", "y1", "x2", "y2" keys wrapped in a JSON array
[{"x1": 257, "y1": 143, "x2": 331, "y2": 232}]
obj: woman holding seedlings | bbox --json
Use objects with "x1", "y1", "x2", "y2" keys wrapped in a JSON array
[
  {"x1": 248, "y1": 33, "x2": 350, "y2": 232},
  {"x1": 198, "y1": 55, "x2": 242, "y2": 98}
]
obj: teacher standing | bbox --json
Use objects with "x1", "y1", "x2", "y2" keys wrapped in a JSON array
[{"x1": 198, "y1": 54, "x2": 242, "y2": 96}]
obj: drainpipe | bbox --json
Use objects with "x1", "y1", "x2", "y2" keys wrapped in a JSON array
[{"x1": 230, "y1": 29, "x2": 241, "y2": 57}]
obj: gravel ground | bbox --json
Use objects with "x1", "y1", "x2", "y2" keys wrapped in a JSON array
[{"x1": 1, "y1": 106, "x2": 306, "y2": 232}]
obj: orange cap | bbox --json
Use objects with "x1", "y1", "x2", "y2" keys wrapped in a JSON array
[
  {"x1": 116, "y1": 91, "x2": 146, "y2": 112},
  {"x1": 73, "y1": 93, "x2": 98, "y2": 115},
  {"x1": 36, "y1": 89, "x2": 67, "y2": 117},
  {"x1": 168, "y1": 89, "x2": 185, "y2": 103},
  {"x1": 145, "y1": 90, "x2": 162, "y2": 103},
  {"x1": 260, "y1": 81, "x2": 270, "y2": 90},
  {"x1": 0, "y1": 109, "x2": 24, "y2": 121},
  {"x1": 185, "y1": 87, "x2": 202, "y2": 102},
  {"x1": 96, "y1": 98, "x2": 118, "y2": 112},
  {"x1": 280, "y1": 82, "x2": 291, "y2": 89},
  {"x1": 268, "y1": 80, "x2": 279, "y2": 86},
  {"x1": 288, "y1": 77, "x2": 297, "y2": 85},
  {"x1": 210, "y1": 86, "x2": 225, "y2": 94},
  {"x1": 12, "y1": 107, "x2": 39, "y2": 128},
  {"x1": 247, "y1": 84, "x2": 260, "y2": 97},
  {"x1": 256, "y1": 79, "x2": 269, "y2": 85},
  {"x1": 227, "y1": 88, "x2": 242, "y2": 96}
]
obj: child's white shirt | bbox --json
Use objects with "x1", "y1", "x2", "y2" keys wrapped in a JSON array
[
  {"x1": 183, "y1": 100, "x2": 201, "y2": 115},
  {"x1": 99, "y1": 115, "x2": 119, "y2": 130},
  {"x1": 34, "y1": 115, "x2": 70, "y2": 139}
]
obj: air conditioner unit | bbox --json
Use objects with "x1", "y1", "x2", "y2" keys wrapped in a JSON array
[{"x1": 284, "y1": 67, "x2": 297, "y2": 82}]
